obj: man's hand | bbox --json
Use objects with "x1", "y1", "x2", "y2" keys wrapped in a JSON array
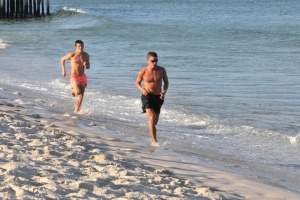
[
  {"x1": 83, "y1": 62, "x2": 90, "y2": 69},
  {"x1": 62, "y1": 70, "x2": 66, "y2": 77},
  {"x1": 160, "y1": 92, "x2": 165, "y2": 100},
  {"x1": 142, "y1": 88, "x2": 148, "y2": 96}
]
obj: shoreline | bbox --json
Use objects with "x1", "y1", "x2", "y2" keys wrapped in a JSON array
[
  {"x1": 0, "y1": 91, "x2": 299, "y2": 199},
  {"x1": 0, "y1": 99, "x2": 221, "y2": 199}
]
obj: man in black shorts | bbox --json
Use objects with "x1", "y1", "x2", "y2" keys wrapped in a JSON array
[
  {"x1": 135, "y1": 52, "x2": 169, "y2": 146},
  {"x1": 141, "y1": 93, "x2": 164, "y2": 114}
]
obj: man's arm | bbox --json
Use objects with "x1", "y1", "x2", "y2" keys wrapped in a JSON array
[
  {"x1": 135, "y1": 69, "x2": 148, "y2": 96},
  {"x1": 84, "y1": 53, "x2": 90, "y2": 69},
  {"x1": 162, "y1": 69, "x2": 169, "y2": 93},
  {"x1": 61, "y1": 53, "x2": 72, "y2": 77},
  {"x1": 160, "y1": 68, "x2": 169, "y2": 99}
]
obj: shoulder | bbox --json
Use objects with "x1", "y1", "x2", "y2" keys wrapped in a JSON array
[
  {"x1": 62, "y1": 52, "x2": 75, "y2": 60},
  {"x1": 157, "y1": 65, "x2": 166, "y2": 72},
  {"x1": 137, "y1": 67, "x2": 147, "y2": 76},
  {"x1": 83, "y1": 52, "x2": 90, "y2": 57},
  {"x1": 158, "y1": 66, "x2": 168, "y2": 77},
  {"x1": 139, "y1": 66, "x2": 148, "y2": 73},
  {"x1": 68, "y1": 52, "x2": 76, "y2": 57}
]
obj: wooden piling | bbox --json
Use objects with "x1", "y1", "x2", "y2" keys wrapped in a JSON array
[
  {"x1": 29, "y1": 0, "x2": 32, "y2": 15},
  {"x1": 0, "y1": 0, "x2": 5, "y2": 19},
  {"x1": 6, "y1": 0, "x2": 8, "y2": 18},
  {"x1": 0, "y1": 0, "x2": 50, "y2": 19},
  {"x1": 46, "y1": 0, "x2": 49, "y2": 15},
  {"x1": 24, "y1": 0, "x2": 28, "y2": 16},
  {"x1": 41, "y1": 0, "x2": 44, "y2": 16},
  {"x1": 33, "y1": 0, "x2": 36, "y2": 16},
  {"x1": 10, "y1": 0, "x2": 14, "y2": 18},
  {"x1": 15, "y1": 0, "x2": 19, "y2": 18}
]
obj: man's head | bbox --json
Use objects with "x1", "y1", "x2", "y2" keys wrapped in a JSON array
[
  {"x1": 75, "y1": 40, "x2": 84, "y2": 52},
  {"x1": 75, "y1": 40, "x2": 84, "y2": 46},
  {"x1": 147, "y1": 51, "x2": 157, "y2": 59},
  {"x1": 147, "y1": 52, "x2": 158, "y2": 66}
]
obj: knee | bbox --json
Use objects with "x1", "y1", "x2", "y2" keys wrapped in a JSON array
[
  {"x1": 155, "y1": 115, "x2": 159, "y2": 125},
  {"x1": 147, "y1": 115, "x2": 156, "y2": 124},
  {"x1": 78, "y1": 94, "x2": 83, "y2": 99}
]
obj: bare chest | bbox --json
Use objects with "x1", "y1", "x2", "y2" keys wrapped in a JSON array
[
  {"x1": 71, "y1": 54, "x2": 84, "y2": 64},
  {"x1": 143, "y1": 70, "x2": 163, "y2": 82}
]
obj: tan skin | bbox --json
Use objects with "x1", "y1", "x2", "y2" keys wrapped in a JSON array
[
  {"x1": 135, "y1": 56, "x2": 169, "y2": 146},
  {"x1": 61, "y1": 42, "x2": 90, "y2": 113}
]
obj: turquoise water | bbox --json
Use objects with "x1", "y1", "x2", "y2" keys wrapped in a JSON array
[{"x1": 1, "y1": 0, "x2": 300, "y2": 193}]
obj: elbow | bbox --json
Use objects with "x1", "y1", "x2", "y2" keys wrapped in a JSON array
[{"x1": 135, "y1": 82, "x2": 140, "y2": 89}]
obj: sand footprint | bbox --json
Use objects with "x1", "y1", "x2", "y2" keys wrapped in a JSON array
[{"x1": 31, "y1": 176, "x2": 50, "y2": 184}]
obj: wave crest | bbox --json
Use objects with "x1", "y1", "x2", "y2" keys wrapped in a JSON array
[
  {"x1": 288, "y1": 134, "x2": 300, "y2": 145},
  {"x1": 0, "y1": 39, "x2": 9, "y2": 49},
  {"x1": 62, "y1": 6, "x2": 87, "y2": 14}
]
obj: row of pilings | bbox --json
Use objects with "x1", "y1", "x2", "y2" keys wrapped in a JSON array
[{"x1": 0, "y1": 0, "x2": 50, "y2": 19}]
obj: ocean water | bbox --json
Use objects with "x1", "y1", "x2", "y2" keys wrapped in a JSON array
[{"x1": 1, "y1": 0, "x2": 300, "y2": 193}]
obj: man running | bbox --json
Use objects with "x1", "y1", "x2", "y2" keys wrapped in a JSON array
[
  {"x1": 61, "y1": 40, "x2": 90, "y2": 113},
  {"x1": 135, "y1": 52, "x2": 169, "y2": 146}
]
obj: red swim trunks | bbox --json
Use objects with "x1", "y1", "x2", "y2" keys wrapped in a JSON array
[{"x1": 70, "y1": 74, "x2": 87, "y2": 87}]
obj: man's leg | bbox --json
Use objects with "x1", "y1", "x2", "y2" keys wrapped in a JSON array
[
  {"x1": 71, "y1": 81, "x2": 80, "y2": 97},
  {"x1": 155, "y1": 113, "x2": 160, "y2": 125},
  {"x1": 74, "y1": 86, "x2": 85, "y2": 113},
  {"x1": 146, "y1": 108, "x2": 159, "y2": 146}
]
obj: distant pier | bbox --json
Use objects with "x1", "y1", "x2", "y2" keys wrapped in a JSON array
[{"x1": 0, "y1": 0, "x2": 50, "y2": 19}]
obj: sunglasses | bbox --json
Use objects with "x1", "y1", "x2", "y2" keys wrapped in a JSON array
[{"x1": 150, "y1": 59, "x2": 158, "y2": 63}]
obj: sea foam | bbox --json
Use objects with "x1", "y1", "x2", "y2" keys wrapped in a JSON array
[
  {"x1": 0, "y1": 39, "x2": 9, "y2": 49},
  {"x1": 62, "y1": 6, "x2": 87, "y2": 14}
]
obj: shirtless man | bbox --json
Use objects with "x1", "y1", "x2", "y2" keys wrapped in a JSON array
[
  {"x1": 135, "y1": 52, "x2": 169, "y2": 146},
  {"x1": 61, "y1": 40, "x2": 90, "y2": 113}
]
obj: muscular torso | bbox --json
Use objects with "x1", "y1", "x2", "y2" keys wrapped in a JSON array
[
  {"x1": 70, "y1": 52, "x2": 88, "y2": 76},
  {"x1": 142, "y1": 66, "x2": 165, "y2": 95}
]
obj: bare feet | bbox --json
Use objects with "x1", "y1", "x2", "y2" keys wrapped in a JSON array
[{"x1": 151, "y1": 141, "x2": 159, "y2": 147}]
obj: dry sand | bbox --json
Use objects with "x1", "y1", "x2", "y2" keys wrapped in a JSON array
[{"x1": 0, "y1": 92, "x2": 299, "y2": 199}]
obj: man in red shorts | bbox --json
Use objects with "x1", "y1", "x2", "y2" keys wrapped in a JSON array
[
  {"x1": 135, "y1": 52, "x2": 169, "y2": 146},
  {"x1": 61, "y1": 40, "x2": 90, "y2": 113}
]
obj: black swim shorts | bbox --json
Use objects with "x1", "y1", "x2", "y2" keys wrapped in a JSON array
[{"x1": 141, "y1": 94, "x2": 164, "y2": 113}]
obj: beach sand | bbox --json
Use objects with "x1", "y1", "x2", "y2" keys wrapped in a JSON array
[{"x1": 0, "y1": 89, "x2": 299, "y2": 199}]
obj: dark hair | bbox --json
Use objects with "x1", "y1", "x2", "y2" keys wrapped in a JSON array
[
  {"x1": 75, "y1": 40, "x2": 84, "y2": 46},
  {"x1": 147, "y1": 51, "x2": 157, "y2": 59}
]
